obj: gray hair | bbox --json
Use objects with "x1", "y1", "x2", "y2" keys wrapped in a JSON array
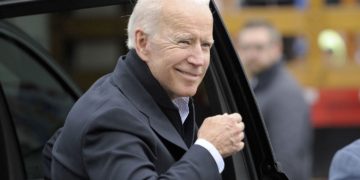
[{"x1": 126, "y1": 0, "x2": 211, "y2": 49}]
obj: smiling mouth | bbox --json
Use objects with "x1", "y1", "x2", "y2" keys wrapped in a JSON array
[{"x1": 176, "y1": 69, "x2": 201, "y2": 80}]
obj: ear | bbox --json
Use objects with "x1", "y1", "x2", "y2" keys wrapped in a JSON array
[{"x1": 134, "y1": 29, "x2": 150, "y2": 62}]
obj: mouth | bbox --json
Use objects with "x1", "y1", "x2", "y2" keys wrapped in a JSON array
[{"x1": 176, "y1": 68, "x2": 202, "y2": 81}]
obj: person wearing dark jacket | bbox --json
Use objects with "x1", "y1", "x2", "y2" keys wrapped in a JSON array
[
  {"x1": 236, "y1": 20, "x2": 313, "y2": 180},
  {"x1": 44, "y1": 0, "x2": 245, "y2": 179}
]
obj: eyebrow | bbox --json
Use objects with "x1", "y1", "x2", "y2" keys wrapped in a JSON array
[
  {"x1": 206, "y1": 39, "x2": 215, "y2": 44},
  {"x1": 173, "y1": 33, "x2": 194, "y2": 41},
  {"x1": 171, "y1": 32, "x2": 214, "y2": 46}
]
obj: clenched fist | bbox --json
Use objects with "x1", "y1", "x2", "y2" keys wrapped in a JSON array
[{"x1": 197, "y1": 113, "x2": 245, "y2": 158}]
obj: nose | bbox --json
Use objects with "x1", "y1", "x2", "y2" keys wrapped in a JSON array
[
  {"x1": 187, "y1": 43, "x2": 206, "y2": 66},
  {"x1": 241, "y1": 47, "x2": 258, "y2": 60},
  {"x1": 247, "y1": 49, "x2": 258, "y2": 59}
]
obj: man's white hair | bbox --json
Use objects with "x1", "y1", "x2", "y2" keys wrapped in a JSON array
[{"x1": 126, "y1": 0, "x2": 211, "y2": 49}]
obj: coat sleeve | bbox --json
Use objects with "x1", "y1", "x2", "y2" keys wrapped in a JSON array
[
  {"x1": 82, "y1": 109, "x2": 221, "y2": 180},
  {"x1": 329, "y1": 140, "x2": 360, "y2": 180},
  {"x1": 42, "y1": 128, "x2": 62, "y2": 180}
]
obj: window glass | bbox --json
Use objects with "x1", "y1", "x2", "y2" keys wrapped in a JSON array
[
  {"x1": 194, "y1": 69, "x2": 251, "y2": 180},
  {"x1": 8, "y1": 5, "x2": 131, "y2": 91},
  {"x1": 0, "y1": 36, "x2": 75, "y2": 178}
]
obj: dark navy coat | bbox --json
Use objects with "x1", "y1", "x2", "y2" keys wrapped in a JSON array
[{"x1": 48, "y1": 50, "x2": 220, "y2": 180}]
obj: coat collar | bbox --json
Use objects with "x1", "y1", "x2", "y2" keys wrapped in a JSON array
[
  {"x1": 253, "y1": 60, "x2": 282, "y2": 91},
  {"x1": 110, "y1": 50, "x2": 188, "y2": 151}
]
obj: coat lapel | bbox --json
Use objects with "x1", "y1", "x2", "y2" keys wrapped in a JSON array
[
  {"x1": 111, "y1": 54, "x2": 188, "y2": 151},
  {"x1": 189, "y1": 101, "x2": 198, "y2": 145}
]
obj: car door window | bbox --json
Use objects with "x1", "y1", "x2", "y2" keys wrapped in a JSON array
[
  {"x1": 0, "y1": 31, "x2": 76, "y2": 179},
  {"x1": 194, "y1": 68, "x2": 252, "y2": 180}
]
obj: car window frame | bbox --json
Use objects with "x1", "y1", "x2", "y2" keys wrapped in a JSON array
[
  {"x1": 0, "y1": 21, "x2": 82, "y2": 99},
  {"x1": 0, "y1": 84, "x2": 26, "y2": 180},
  {"x1": 0, "y1": 20, "x2": 82, "y2": 179},
  {"x1": 0, "y1": 0, "x2": 129, "y2": 19}
]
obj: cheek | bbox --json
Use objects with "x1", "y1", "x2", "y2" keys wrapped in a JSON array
[
  {"x1": 240, "y1": 55, "x2": 254, "y2": 66},
  {"x1": 204, "y1": 58, "x2": 210, "y2": 70},
  {"x1": 147, "y1": 60, "x2": 166, "y2": 82},
  {"x1": 239, "y1": 51, "x2": 253, "y2": 61},
  {"x1": 174, "y1": 50, "x2": 192, "y2": 61}
]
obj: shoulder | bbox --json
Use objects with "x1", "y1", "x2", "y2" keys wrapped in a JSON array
[
  {"x1": 329, "y1": 139, "x2": 360, "y2": 179},
  {"x1": 57, "y1": 72, "x2": 150, "y2": 150},
  {"x1": 259, "y1": 66, "x2": 309, "y2": 117},
  {"x1": 274, "y1": 66, "x2": 301, "y2": 90},
  {"x1": 268, "y1": 66, "x2": 305, "y2": 100},
  {"x1": 68, "y1": 80, "x2": 149, "y2": 135},
  {"x1": 333, "y1": 139, "x2": 360, "y2": 160}
]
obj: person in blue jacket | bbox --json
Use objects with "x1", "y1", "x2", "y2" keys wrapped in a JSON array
[{"x1": 329, "y1": 139, "x2": 360, "y2": 180}]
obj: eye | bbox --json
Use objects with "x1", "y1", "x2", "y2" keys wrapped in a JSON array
[
  {"x1": 178, "y1": 40, "x2": 191, "y2": 46},
  {"x1": 201, "y1": 42, "x2": 213, "y2": 50},
  {"x1": 202, "y1": 43, "x2": 212, "y2": 48}
]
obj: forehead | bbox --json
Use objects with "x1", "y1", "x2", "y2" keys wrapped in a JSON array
[{"x1": 238, "y1": 27, "x2": 271, "y2": 44}]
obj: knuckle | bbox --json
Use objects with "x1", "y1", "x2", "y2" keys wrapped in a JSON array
[
  {"x1": 239, "y1": 132, "x2": 245, "y2": 139},
  {"x1": 238, "y1": 122, "x2": 245, "y2": 130}
]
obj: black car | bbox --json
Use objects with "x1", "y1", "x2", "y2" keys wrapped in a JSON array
[{"x1": 0, "y1": 0, "x2": 287, "y2": 179}]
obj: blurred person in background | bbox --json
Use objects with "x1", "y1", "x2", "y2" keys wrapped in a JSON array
[
  {"x1": 235, "y1": 19, "x2": 313, "y2": 180},
  {"x1": 329, "y1": 139, "x2": 360, "y2": 180}
]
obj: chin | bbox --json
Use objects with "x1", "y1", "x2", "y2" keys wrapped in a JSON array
[
  {"x1": 170, "y1": 83, "x2": 200, "y2": 98},
  {"x1": 170, "y1": 90, "x2": 194, "y2": 99},
  {"x1": 180, "y1": 87, "x2": 198, "y2": 97}
]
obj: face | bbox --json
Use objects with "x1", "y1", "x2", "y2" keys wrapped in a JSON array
[
  {"x1": 236, "y1": 27, "x2": 281, "y2": 77},
  {"x1": 138, "y1": 2, "x2": 213, "y2": 99}
]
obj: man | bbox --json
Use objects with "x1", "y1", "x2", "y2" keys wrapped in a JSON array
[
  {"x1": 329, "y1": 139, "x2": 360, "y2": 180},
  {"x1": 48, "y1": 0, "x2": 245, "y2": 179},
  {"x1": 236, "y1": 20, "x2": 312, "y2": 180}
]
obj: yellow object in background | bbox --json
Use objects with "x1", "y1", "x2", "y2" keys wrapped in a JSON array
[{"x1": 318, "y1": 29, "x2": 347, "y2": 67}]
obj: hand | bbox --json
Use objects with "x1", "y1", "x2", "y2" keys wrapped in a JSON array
[{"x1": 197, "y1": 113, "x2": 245, "y2": 158}]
